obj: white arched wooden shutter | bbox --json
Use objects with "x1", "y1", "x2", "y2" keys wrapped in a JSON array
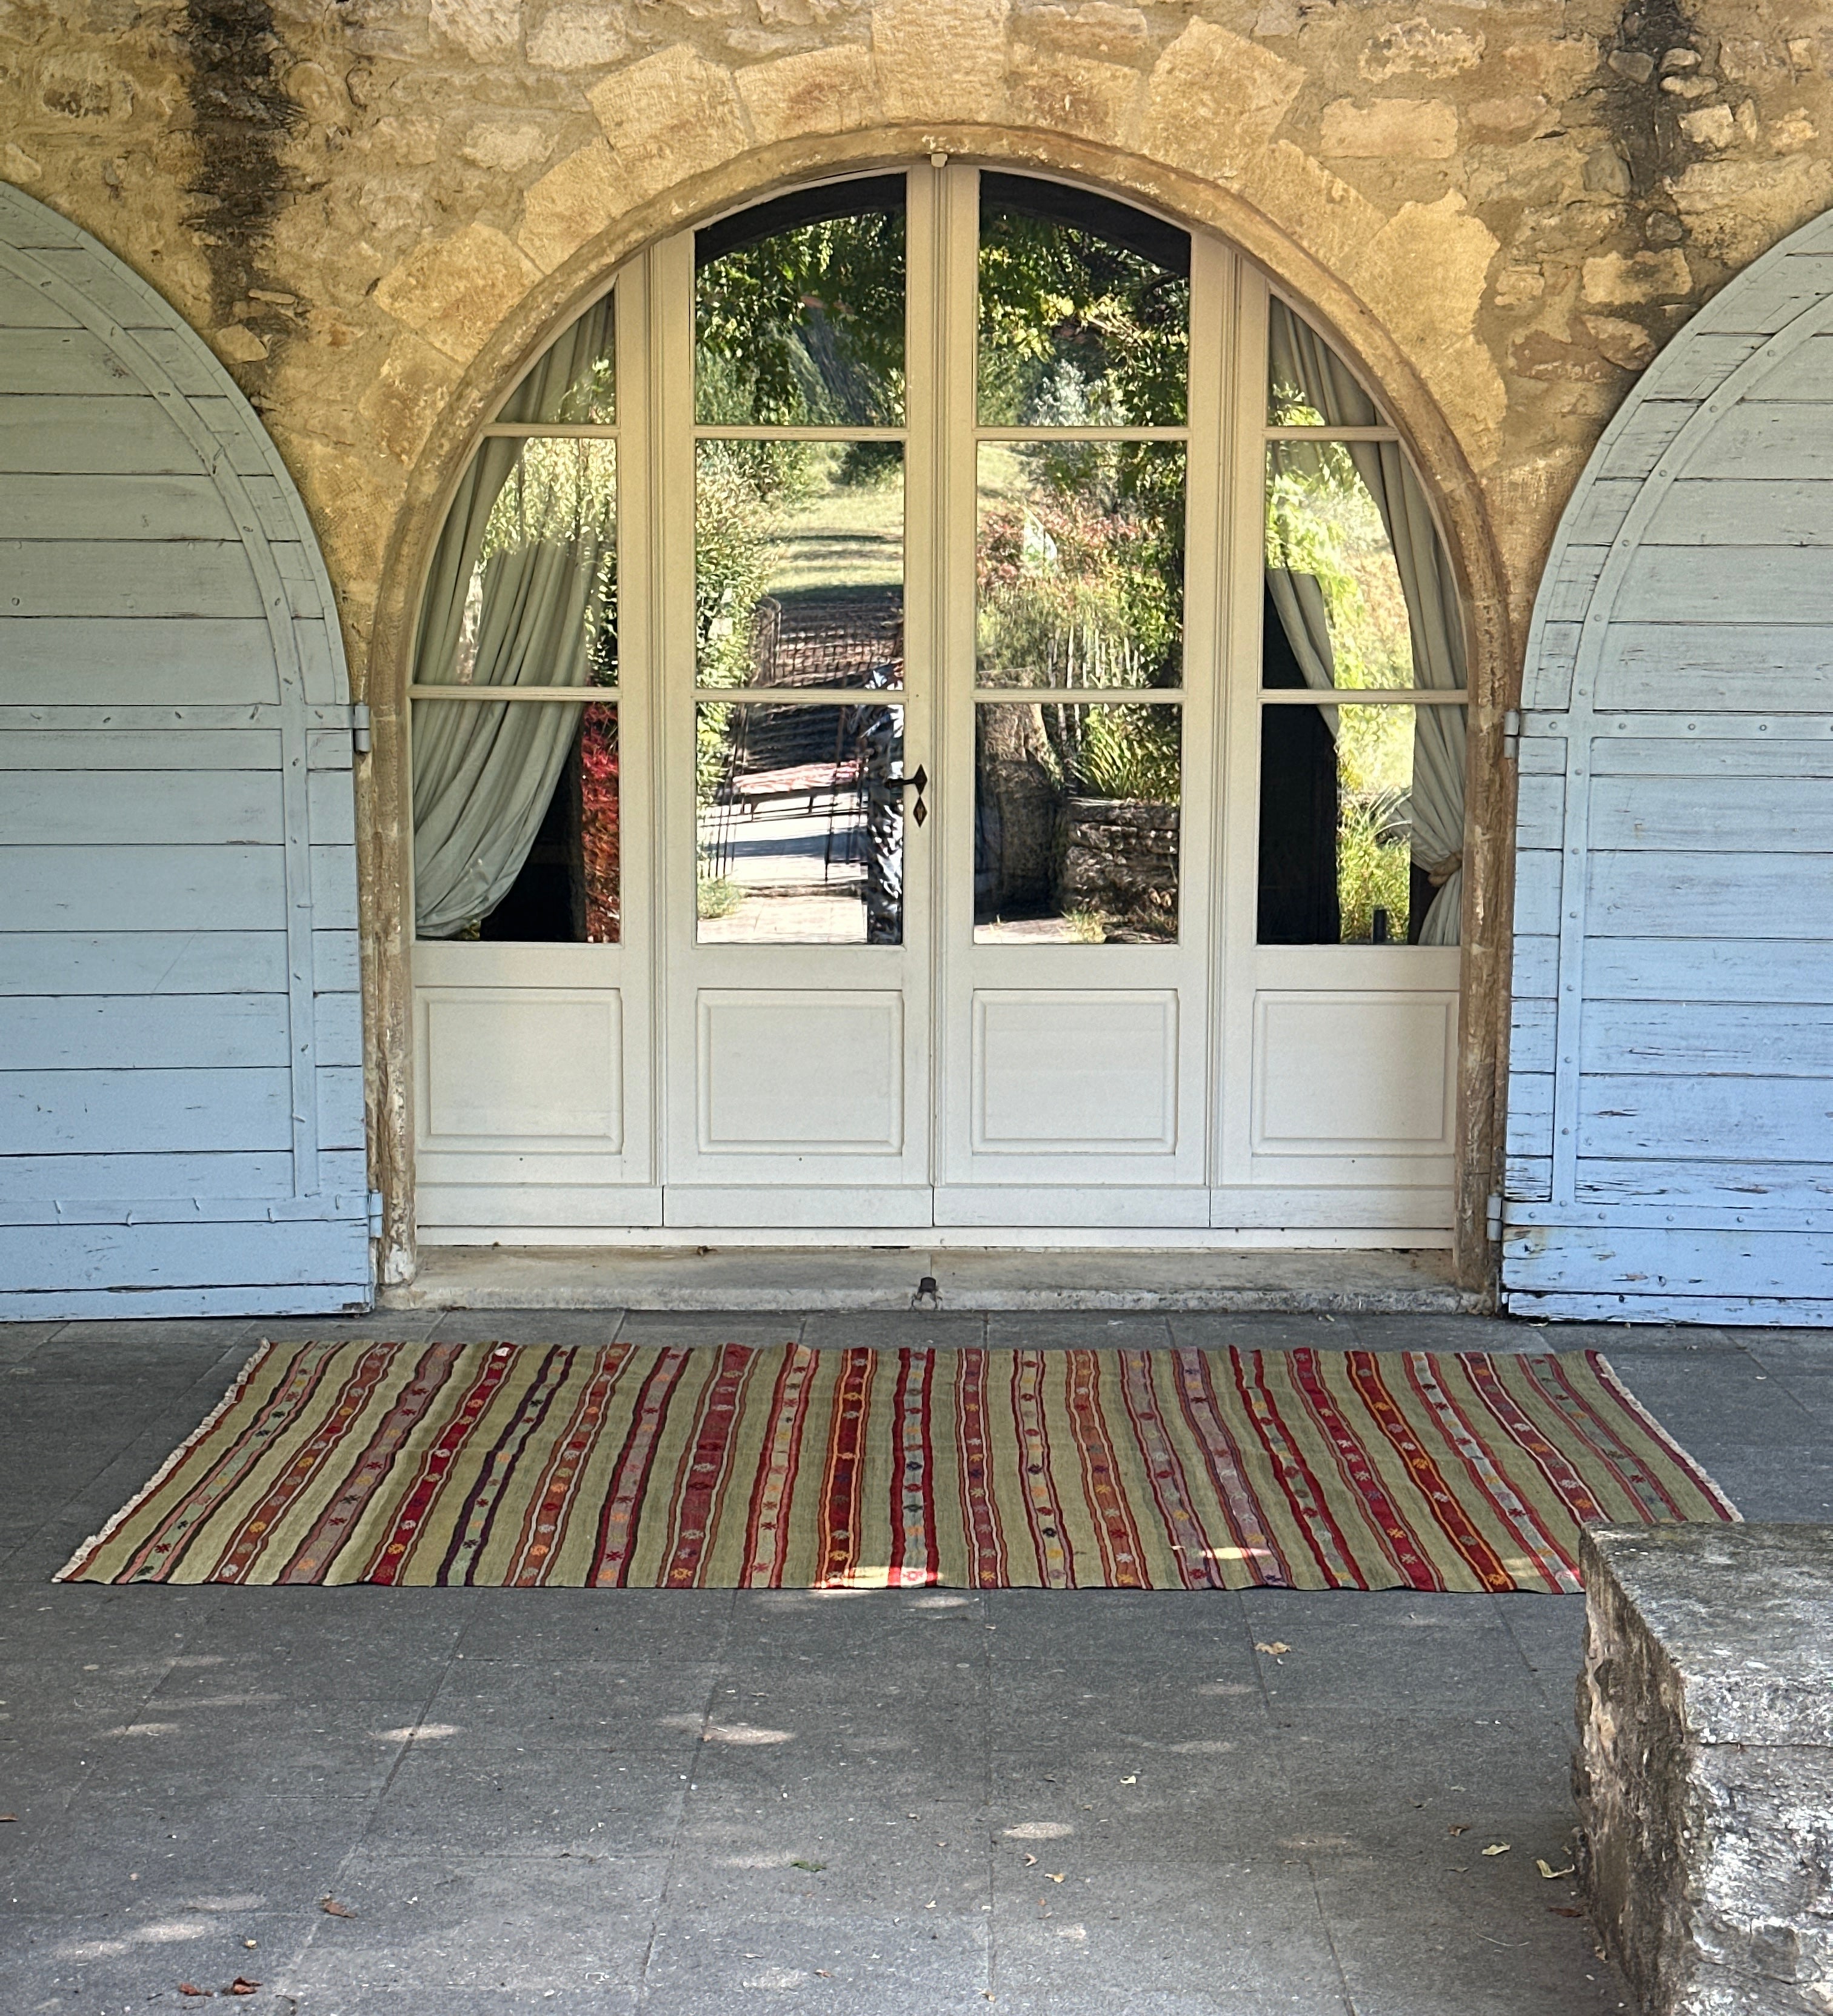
[
  {"x1": 1506, "y1": 209, "x2": 1833, "y2": 1325},
  {"x1": 0, "y1": 185, "x2": 370, "y2": 1316}
]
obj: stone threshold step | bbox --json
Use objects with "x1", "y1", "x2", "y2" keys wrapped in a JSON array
[{"x1": 386, "y1": 1246, "x2": 1480, "y2": 1314}]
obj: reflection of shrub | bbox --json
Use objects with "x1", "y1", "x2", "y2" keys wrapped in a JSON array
[
  {"x1": 1072, "y1": 704, "x2": 1180, "y2": 802},
  {"x1": 580, "y1": 707, "x2": 620, "y2": 943},
  {"x1": 696, "y1": 875, "x2": 743, "y2": 920},
  {"x1": 1337, "y1": 788, "x2": 1411, "y2": 943},
  {"x1": 978, "y1": 456, "x2": 1181, "y2": 690}
]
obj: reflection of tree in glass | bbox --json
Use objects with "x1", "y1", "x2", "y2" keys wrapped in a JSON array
[
  {"x1": 978, "y1": 214, "x2": 1188, "y2": 427},
  {"x1": 694, "y1": 440, "x2": 813, "y2": 689},
  {"x1": 1265, "y1": 442, "x2": 1411, "y2": 690},
  {"x1": 978, "y1": 442, "x2": 1182, "y2": 690},
  {"x1": 696, "y1": 214, "x2": 905, "y2": 427}
]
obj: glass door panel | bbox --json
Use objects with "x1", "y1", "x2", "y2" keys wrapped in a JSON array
[{"x1": 659, "y1": 178, "x2": 932, "y2": 1212}]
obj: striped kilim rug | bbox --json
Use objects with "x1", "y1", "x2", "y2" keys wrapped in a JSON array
[{"x1": 58, "y1": 1341, "x2": 1736, "y2": 1593}]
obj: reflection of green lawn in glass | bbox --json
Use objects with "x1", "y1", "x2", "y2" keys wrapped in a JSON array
[
  {"x1": 1334, "y1": 703, "x2": 1413, "y2": 942},
  {"x1": 764, "y1": 448, "x2": 903, "y2": 597}
]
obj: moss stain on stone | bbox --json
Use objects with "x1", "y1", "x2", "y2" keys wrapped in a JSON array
[{"x1": 181, "y1": 0, "x2": 301, "y2": 339}]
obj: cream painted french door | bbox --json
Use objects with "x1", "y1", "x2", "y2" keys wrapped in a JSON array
[
  {"x1": 656, "y1": 165, "x2": 1219, "y2": 1227},
  {"x1": 409, "y1": 162, "x2": 1464, "y2": 1246}
]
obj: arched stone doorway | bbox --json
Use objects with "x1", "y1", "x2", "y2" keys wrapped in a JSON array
[
  {"x1": 1504, "y1": 206, "x2": 1833, "y2": 1326},
  {"x1": 371, "y1": 153, "x2": 1500, "y2": 1274}
]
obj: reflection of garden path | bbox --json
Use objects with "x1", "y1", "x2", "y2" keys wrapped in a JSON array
[{"x1": 698, "y1": 799, "x2": 871, "y2": 944}]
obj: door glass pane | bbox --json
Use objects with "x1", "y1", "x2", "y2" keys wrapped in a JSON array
[
  {"x1": 1257, "y1": 701, "x2": 1465, "y2": 944},
  {"x1": 696, "y1": 441, "x2": 903, "y2": 690},
  {"x1": 500, "y1": 292, "x2": 615, "y2": 424},
  {"x1": 1267, "y1": 297, "x2": 1379, "y2": 429},
  {"x1": 413, "y1": 700, "x2": 619, "y2": 943},
  {"x1": 974, "y1": 702, "x2": 1179, "y2": 944},
  {"x1": 696, "y1": 701, "x2": 904, "y2": 945},
  {"x1": 416, "y1": 439, "x2": 617, "y2": 689},
  {"x1": 696, "y1": 181, "x2": 906, "y2": 426},
  {"x1": 978, "y1": 175, "x2": 1189, "y2": 427},
  {"x1": 977, "y1": 441, "x2": 1183, "y2": 689},
  {"x1": 1265, "y1": 442, "x2": 1414, "y2": 689}
]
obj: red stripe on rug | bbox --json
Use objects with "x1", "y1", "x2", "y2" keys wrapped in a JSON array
[
  {"x1": 955, "y1": 1348, "x2": 1007, "y2": 1588},
  {"x1": 210, "y1": 1343, "x2": 410, "y2": 1584},
  {"x1": 739, "y1": 1343, "x2": 820, "y2": 1589},
  {"x1": 1012, "y1": 1350, "x2": 1072, "y2": 1587},
  {"x1": 1230, "y1": 1348, "x2": 1361, "y2": 1587},
  {"x1": 435, "y1": 1347, "x2": 577, "y2": 1584},
  {"x1": 591, "y1": 1347, "x2": 695, "y2": 1586},
  {"x1": 361, "y1": 1344, "x2": 521, "y2": 1584},
  {"x1": 1342, "y1": 1350, "x2": 1515, "y2": 1593},
  {"x1": 1286, "y1": 1348, "x2": 1441, "y2": 1590},
  {"x1": 1065, "y1": 1352, "x2": 1150, "y2": 1587},
  {"x1": 660, "y1": 1344, "x2": 757, "y2": 1587},
  {"x1": 815, "y1": 1349, "x2": 876, "y2": 1587},
  {"x1": 1168, "y1": 1349, "x2": 1290, "y2": 1588},
  {"x1": 276, "y1": 1343, "x2": 468, "y2": 1583},
  {"x1": 505, "y1": 1348, "x2": 631, "y2": 1586},
  {"x1": 1398, "y1": 1351, "x2": 1577, "y2": 1593},
  {"x1": 1117, "y1": 1350, "x2": 1225, "y2": 1590}
]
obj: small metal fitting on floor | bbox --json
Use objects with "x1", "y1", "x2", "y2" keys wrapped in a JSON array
[{"x1": 911, "y1": 1274, "x2": 942, "y2": 1311}]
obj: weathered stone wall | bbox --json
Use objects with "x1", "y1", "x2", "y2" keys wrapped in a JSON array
[
  {"x1": 7, "y1": 0, "x2": 1833, "y2": 1275},
  {"x1": 6, "y1": 0, "x2": 1831, "y2": 659},
  {"x1": 1576, "y1": 1524, "x2": 1833, "y2": 2015}
]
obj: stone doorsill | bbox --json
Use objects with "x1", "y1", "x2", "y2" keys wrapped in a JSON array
[{"x1": 383, "y1": 1245, "x2": 1480, "y2": 1314}]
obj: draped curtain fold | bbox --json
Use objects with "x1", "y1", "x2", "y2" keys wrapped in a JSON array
[
  {"x1": 412, "y1": 299, "x2": 615, "y2": 939},
  {"x1": 1266, "y1": 301, "x2": 1467, "y2": 945}
]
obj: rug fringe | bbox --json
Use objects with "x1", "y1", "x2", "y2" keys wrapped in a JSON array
[
  {"x1": 1589, "y1": 1351, "x2": 1743, "y2": 1523},
  {"x1": 52, "y1": 1340, "x2": 280, "y2": 1583}
]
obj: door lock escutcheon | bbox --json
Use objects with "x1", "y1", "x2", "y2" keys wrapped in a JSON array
[{"x1": 904, "y1": 764, "x2": 929, "y2": 826}]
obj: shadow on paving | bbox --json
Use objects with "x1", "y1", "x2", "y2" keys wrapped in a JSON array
[{"x1": 4, "y1": 1310, "x2": 1828, "y2": 2014}]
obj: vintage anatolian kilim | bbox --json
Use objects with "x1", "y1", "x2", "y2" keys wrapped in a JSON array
[{"x1": 58, "y1": 1341, "x2": 1737, "y2": 1592}]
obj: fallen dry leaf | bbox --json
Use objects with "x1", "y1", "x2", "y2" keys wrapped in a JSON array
[
  {"x1": 1254, "y1": 1642, "x2": 1291, "y2": 1656},
  {"x1": 1536, "y1": 1858, "x2": 1577, "y2": 1880},
  {"x1": 1448, "y1": 1824, "x2": 1470, "y2": 1836},
  {"x1": 227, "y1": 1981, "x2": 261, "y2": 1998},
  {"x1": 177, "y1": 1989, "x2": 210, "y2": 2002},
  {"x1": 1022, "y1": 1853, "x2": 1037, "y2": 1867},
  {"x1": 320, "y1": 1895, "x2": 356, "y2": 1917},
  {"x1": 1046, "y1": 1872, "x2": 1066, "y2": 1883},
  {"x1": 0, "y1": 1814, "x2": 15, "y2": 1822},
  {"x1": 1548, "y1": 1905, "x2": 1585, "y2": 1918},
  {"x1": 1481, "y1": 1843, "x2": 1512, "y2": 1858},
  {"x1": 1120, "y1": 1775, "x2": 1137, "y2": 1786}
]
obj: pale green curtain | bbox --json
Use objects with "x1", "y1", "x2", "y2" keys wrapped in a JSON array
[
  {"x1": 1267, "y1": 299, "x2": 1467, "y2": 945},
  {"x1": 412, "y1": 298, "x2": 615, "y2": 938}
]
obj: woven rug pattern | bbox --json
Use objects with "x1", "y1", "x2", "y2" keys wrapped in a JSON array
[{"x1": 58, "y1": 1341, "x2": 1736, "y2": 1593}]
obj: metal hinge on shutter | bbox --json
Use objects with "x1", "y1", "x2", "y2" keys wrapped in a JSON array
[
  {"x1": 1502, "y1": 709, "x2": 1520, "y2": 762},
  {"x1": 367, "y1": 1189, "x2": 384, "y2": 1236},
  {"x1": 350, "y1": 703, "x2": 373, "y2": 756}
]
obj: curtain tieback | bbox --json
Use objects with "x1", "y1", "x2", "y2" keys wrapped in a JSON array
[{"x1": 1423, "y1": 850, "x2": 1462, "y2": 888}]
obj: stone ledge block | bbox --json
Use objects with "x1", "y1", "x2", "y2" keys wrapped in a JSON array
[{"x1": 1576, "y1": 1523, "x2": 1833, "y2": 2016}]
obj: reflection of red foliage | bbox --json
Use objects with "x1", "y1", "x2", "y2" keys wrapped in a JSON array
[{"x1": 581, "y1": 703, "x2": 621, "y2": 943}]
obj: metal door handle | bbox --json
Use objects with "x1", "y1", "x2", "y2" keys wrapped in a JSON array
[{"x1": 904, "y1": 764, "x2": 928, "y2": 826}]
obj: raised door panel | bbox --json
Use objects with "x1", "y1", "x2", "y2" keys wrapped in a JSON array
[
  {"x1": 696, "y1": 990, "x2": 904, "y2": 1154},
  {"x1": 414, "y1": 987, "x2": 654, "y2": 1232},
  {"x1": 1252, "y1": 991, "x2": 1457, "y2": 1169},
  {"x1": 971, "y1": 991, "x2": 1178, "y2": 1153}
]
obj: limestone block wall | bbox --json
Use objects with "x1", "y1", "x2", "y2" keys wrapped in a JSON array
[{"x1": 5, "y1": 0, "x2": 1833, "y2": 1276}]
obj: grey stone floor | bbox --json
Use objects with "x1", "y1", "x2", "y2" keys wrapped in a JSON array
[{"x1": 2, "y1": 1310, "x2": 1829, "y2": 2016}]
